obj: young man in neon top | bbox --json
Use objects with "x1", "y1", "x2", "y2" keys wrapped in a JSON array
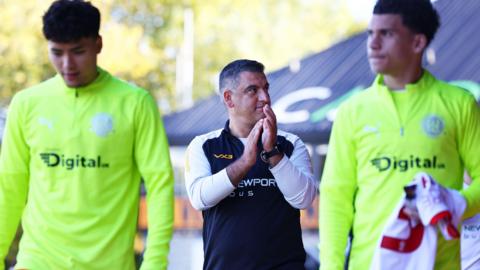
[
  {"x1": 320, "y1": 0, "x2": 480, "y2": 269},
  {"x1": 0, "y1": 1, "x2": 174, "y2": 269}
]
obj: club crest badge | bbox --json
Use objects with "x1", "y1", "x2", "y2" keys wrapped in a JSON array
[
  {"x1": 422, "y1": 114, "x2": 444, "y2": 137},
  {"x1": 91, "y1": 113, "x2": 113, "y2": 137}
]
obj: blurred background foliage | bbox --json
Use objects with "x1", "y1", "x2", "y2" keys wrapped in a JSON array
[
  {"x1": 2, "y1": 0, "x2": 365, "y2": 268},
  {"x1": 0, "y1": 0, "x2": 364, "y2": 112}
]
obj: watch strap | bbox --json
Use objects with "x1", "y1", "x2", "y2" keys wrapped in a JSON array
[{"x1": 260, "y1": 145, "x2": 282, "y2": 163}]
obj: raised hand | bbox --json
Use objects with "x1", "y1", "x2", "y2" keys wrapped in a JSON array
[
  {"x1": 261, "y1": 104, "x2": 277, "y2": 151},
  {"x1": 244, "y1": 118, "x2": 264, "y2": 166},
  {"x1": 226, "y1": 119, "x2": 264, "y2": 186}
]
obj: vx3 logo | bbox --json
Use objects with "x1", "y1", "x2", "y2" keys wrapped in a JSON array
[{"x1": 214, "y1": 154, "x2": 233, "y2": 159}]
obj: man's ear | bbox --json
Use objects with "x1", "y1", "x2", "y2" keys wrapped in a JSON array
[
  {"x1": 96, "y1": 36, "x2": 103, "y2": 54},
  {"x1": 413, "y1": 34, "x2": 427, "y2": 54},
  {"x1": 224, "y1": 90, "x2": 234, "y2": 108}
]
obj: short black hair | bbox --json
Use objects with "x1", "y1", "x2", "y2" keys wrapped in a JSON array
[
  {"x1": 42, "y1": 0, "x2": 101, "y2": 42},
  {"x1": 373, "y1": 0, "x2": 440, "y2": 45},
  {"x1": 219, "y1": 59, "x2": 265, "y2": 94}
]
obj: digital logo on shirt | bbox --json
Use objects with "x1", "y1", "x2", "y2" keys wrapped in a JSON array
[
  {"x1": 213, "y1": 154, "x2": 233, "y2": 159},
  {"x1": 422, "y1": 114, "x2": 445, "y2": 138},
  {"x1": 371, "y1": 155, "x2": 445, "y2": 172},
  {"x1": 40, "y1": 153, "x2": 109, "y2": 170}
]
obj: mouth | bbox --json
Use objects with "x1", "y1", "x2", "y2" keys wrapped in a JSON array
[
  {"x1": 369, "y1": 55, "x2": 385, "y2": 61},
  {"x1": 256, "y1": 104, "x2": 267, "y2": 111},
  {"x1": 63, "y1": 72, "x2": 79, "y2": 81}
]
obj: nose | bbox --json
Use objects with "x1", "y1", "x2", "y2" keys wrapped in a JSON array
[
  {"x1": 62, "y1": 54, "x2": 75, "y2": 70},
  {"x1": 368, "y1": 32, "x2": 380, "y2": 51},
  {"x1": 258, "y1": 89, "x2": 270, "y2": 104}
]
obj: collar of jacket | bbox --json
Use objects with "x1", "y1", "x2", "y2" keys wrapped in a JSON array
[
  {"x1": 373, "y1": 69, "x2": 436, "y2": 96},
  {"x1": 222, "y1": 120, "x2": 238, "y2": 141},
  {"x1": 53, "y1": 67, "x2": 111, "y2": 96}
]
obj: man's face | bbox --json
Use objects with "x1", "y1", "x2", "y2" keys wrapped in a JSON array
[
  {"x1": 48, "y1": 37, "x2": 102, "y2": 87},
  {"x1": 367, "y1": 14, "x2": 419, "y2": 77},
  {"x1": 227, "y1": 71, "x2": 270, "y2": 126}
]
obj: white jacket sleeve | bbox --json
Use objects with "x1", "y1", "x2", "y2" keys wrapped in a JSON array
[
  {"x1": 184, "y1": 136, "x2": 235, "y2": 210},
  {"x1": 270, "y1": 135, "x2": 317, "y2": 209}
]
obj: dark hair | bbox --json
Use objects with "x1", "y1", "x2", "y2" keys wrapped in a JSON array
[
  {"x1": 42, "y1": 0, "x2": 101, "y2": 42},
  {"x1": 373, "y1": 0, "x2": 440, "y2": 45},
  {"x1": 219, "y1": 59, "x2": 265, "y2": 94}
]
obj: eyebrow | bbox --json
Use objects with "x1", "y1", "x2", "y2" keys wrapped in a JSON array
[
  {"x1": 50, "y1": 45, "x2": 85, "y2": 52},
  {"x1": 243, "y1": 82, "x2": 269, "y2": 90},
  {"x1": 243, "y1": 84, "x2": 257, "y2": 91},
  {"x1": 367, "y1": 26, "x2": 396, "y2": 32}
]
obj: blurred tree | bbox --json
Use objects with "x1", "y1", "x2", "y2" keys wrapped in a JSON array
[
  {"x1": 1, "y1": 1, "x2": 362, "y2": 268},
  {"x1": 190, "y1": 0, "x2": 362, "y2": 100},
  {"x1": 96, "y1": 0, "x2": 184, "y2": 111},
  {"x1": 0, "y1": 0, "x2": 182, "y2": 112},
  {"x1": 0, "y1": 0, "x2": 363, "y2": 111},
  {"x1": 0, "y1": 1, "x2": 52, "y2": 103}
]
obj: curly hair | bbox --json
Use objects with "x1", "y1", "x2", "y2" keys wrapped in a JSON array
[{"x1": 42, "y1": 0, "x2": 100, "y2": 42}]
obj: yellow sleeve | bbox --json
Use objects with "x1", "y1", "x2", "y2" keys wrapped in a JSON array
[
  {"x1": 0, "y1": 95, "x2": 30, "y2": 266},
  {"x1": 458, "y1": 96, "x2": 480, "y2": 218},
  {"x1": 319, "y1": 103, "x2": 357, "y2": 270},
  {"x1": 134, "y1": 93, "x2": 175, "y2": 270}
]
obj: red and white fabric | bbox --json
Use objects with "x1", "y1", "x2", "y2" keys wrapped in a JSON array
[{"x1": 371, "y1": 172, "x2": 466, "y2": 270}]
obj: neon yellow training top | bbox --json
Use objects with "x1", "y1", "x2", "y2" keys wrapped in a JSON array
[
  {"x1": 0, "y1": 68, "x2": 174, "y2": 270},
  {"x1": 320, "y1": 71, "x2": 480, "y2": 270}
]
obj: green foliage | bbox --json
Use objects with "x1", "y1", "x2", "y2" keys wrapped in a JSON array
[
  {"x1": 0, "y1": 0, "x2": 363, "y2": 112},
  {"x1": 190, "y1": 0, "x2": 363, "y2": 100},
  {"x1": 0, "y1": 1, "x2": 52, "y2": 102}
]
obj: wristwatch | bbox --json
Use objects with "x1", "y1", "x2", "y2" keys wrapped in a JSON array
[{"x1": 260, "y1": 144, "x2": 282, "y2": 163}]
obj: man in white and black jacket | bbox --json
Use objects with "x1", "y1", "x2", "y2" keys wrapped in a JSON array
[{"x1": 185, "y1": 59, "x2": 317, "y2": 270}]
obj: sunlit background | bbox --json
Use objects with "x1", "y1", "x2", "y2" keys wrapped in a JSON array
[
  {"x1": 5, "y1": 1, "x2": 474, "y2": 270},
  {"x1": 0, "y1": 0, "x2": 376, "y2": 111}
]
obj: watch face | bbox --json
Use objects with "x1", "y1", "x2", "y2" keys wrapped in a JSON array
[
  {"x1": 260, "y1": 145, "x2": 281, "y2": 163},
  {"x1": 260, "y1": 150, "x2": 269, "y2": 163}
]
